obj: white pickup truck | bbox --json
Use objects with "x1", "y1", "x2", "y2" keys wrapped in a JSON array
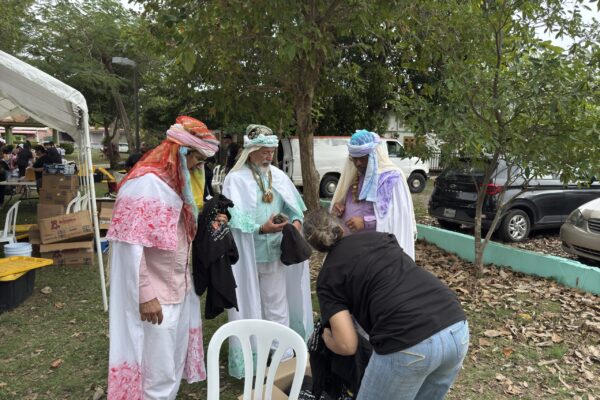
[{"x1": 279, "y1": 136, "x2": 429, "y2": 198}]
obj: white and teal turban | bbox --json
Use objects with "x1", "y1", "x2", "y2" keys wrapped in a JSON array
[
  {"x1": 230, "y1": 124, "x2": 279, "y2": 172},
  {"x1": 243, "y1": 124, "x2": 279, "y2": 148},
  {"x1": 348, "y1": 130, "x2": 381, "y2": 202}
]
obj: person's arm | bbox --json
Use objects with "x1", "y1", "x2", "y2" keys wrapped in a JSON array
[
  {"x1": 139, "y1": 251, "x2": 163, "y2": 324},
  {"x1": 322, "y1": 310, "x2": 359, "y2": 356}
]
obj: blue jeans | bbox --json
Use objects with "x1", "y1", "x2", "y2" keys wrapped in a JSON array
[{"x1": 357, "y1": 320, "x2": 469, "y2": 400}]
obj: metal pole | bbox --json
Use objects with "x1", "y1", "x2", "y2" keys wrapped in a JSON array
[{"x1": 133, "y1": 67, "x2": 140, "y2": 152}]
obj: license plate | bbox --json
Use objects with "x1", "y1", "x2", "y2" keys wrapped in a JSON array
[{"x1": 443, "y1": 208, "x2": 456, "y2": 218}]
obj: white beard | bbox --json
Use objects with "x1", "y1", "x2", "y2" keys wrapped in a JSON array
[{"x1": 259, "y1": 165, "x2": 270, "y2": 174}]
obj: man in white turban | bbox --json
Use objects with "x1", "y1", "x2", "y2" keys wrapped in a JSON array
[
  {"x1": 222, "y1": 124, "x2": 313, "y2": 378},
  {"x1": 331, "y1": 129, "x2": 417, "y2": 260}
]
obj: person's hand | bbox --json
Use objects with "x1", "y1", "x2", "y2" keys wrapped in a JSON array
[
  {"x1": 261, "y1": 214, "x2": 287, "y2": 234},
  {"x1": 215, "y1": 213, "x2": 228, "y2": 225},
  {"x1": 140, "y1": 298, "x2": 163, "y2": 325},
  {"x1": 345, "y1": 216, "x2": 365, "y2": 232},
  {"x1": 332, "y1": 202, "x2": 345, "y2": 218},
  {"x1": 292, "y1": 220, "x2": 302, "y2": 232}
]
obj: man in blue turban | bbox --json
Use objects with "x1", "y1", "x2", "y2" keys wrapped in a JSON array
[{"x1": 331, "y1": 130, "x2": 417, "y2": 260}]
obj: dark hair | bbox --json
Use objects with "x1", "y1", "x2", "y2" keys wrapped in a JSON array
[
  {"x1": 303, "y1": 209, "x2": 345, "y2": 252},
  {"x1": 34, "y1": 145, "x2": 46, "y2": 153},
  {"x1": 223, "y1": 134, "x2": 233, "y2": 140}
]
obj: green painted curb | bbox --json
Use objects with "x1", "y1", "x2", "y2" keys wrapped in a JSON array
[{"x1": 417, "y1": 224, "x2": 600, "y2": 295}]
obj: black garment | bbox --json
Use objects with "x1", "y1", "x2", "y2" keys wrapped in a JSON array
[
  {"x1": 317, "y1": 232, "x2": 466, "y2": 355},
  {"x1": 46, "y1": 147, "x2": 62, "y2": 164},
  {"x1": 32, "y1": 154, "x2": 50, "y2": 184},
  {"x1": 308, "y1": 319, "x2": 371, "y2": 399},
  {"x1": 280, "y1": 223, "x2": 312, "y2": 265},
  {"x1": 16, "y1": 148, "x2": 32, "y2": 176},
  {"x1": 225, "y1": 143, "x2": 240, "y2": 171},
  {"x1": 192, "y1": 194, "x2": 239, "y2": 319},
  {"x1": 125, "y1": 152, "x2": 143, "y2": 170},
  {"x1": 0, "y1": 160, "x2": 9, "y2": 205}
]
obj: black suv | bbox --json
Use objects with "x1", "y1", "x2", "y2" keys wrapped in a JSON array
[{"x1": 428, "y1": 159, "x2": 600, "y2": 242}]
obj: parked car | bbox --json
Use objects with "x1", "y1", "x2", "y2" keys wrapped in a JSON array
[
  {"x1": 118, "y1": 143, "x2": 129, "y2": 153},
  {"x1": 428, "y1": 159, "x2": 600, "y2": 242},
  {"x1": 560, "y1": 198, "x2": 600, "y2": 263}
]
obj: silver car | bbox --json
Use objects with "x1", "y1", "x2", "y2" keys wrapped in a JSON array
[{"x1": 560, "y1": 197, "x2": 600, "y2": 263}]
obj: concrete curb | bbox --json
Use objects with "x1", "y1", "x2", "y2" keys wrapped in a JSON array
[{"x1": 417, "y1": 224, "x2": 600, "y2": 295}]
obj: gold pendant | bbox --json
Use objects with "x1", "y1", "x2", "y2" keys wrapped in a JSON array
[{"x1": 263, "y1": 191, "x2": 273, "y2": 203}]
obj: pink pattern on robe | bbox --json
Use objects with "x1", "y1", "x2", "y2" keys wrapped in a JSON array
[
  {"x1": 107, "y1": 196, "x2": 180, "y2": 251},
  {"x1": 108, "y1": 362, "x2": 142, "y2": 400},
  {"x1": 184, "y1": 327, "x2": 207, "y2": 382}
]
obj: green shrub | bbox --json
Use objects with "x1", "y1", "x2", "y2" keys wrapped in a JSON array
[{"x1": 60, "y1": 142, "x2": 75, "y2": 155}]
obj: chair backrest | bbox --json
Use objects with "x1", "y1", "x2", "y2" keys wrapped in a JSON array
[
  {"x1": 211, "y1": 165, "x2": 223, "y2": 194},
  {"x1": 207, "y1": 319, "x2": 308, "y2": 400},
  {"x1": 1, "y1": 201, "x2": 20, "y2": 239},
  {"x1": 78, "y1": 193, "x2": 90, "y2": 211},
  {"x1": 65, "y1": 191, "x2": 81, "y2": 214}
]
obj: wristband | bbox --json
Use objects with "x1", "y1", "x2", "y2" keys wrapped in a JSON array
[{"x1": 259, "y1": 224, "x2": 265, "y2": 234}]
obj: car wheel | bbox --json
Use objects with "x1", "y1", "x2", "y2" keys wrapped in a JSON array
[
  {"x1": 499, "y1": 209, "x2": 531, "y2": 242},
  {"x1": 320, "y1": 175, "x2": 339, "y2": 198},
  {"x1": 407, "y1": 173, "x2": 426, "y2": 193},
  {"x1": 437, "y1": 219, "x2": 461, "y2": 231}
]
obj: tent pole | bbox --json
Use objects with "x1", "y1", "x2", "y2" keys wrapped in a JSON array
[{"x1": 82, "y1": 113, "x2": 108, "y2": 311}]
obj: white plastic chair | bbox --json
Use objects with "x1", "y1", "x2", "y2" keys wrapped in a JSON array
[
  {"x1": 78, "y1": 193, "x2": 90, "y2": 211},
  {"x1": 65, "y1": 191, "x2": 81, "y2": 214},
  {"x1": 0, "y1": 201, "x2": 20, "y2": 245},
  {"x1": 207, "y1": 319, "x2": 308, "y2": 400}
]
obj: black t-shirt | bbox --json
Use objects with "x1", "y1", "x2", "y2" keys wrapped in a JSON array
[
  {"x1": 33, "y1": 154, "x2": 50, "y2": 180},
  {"x1": 317, "y1": 232, "x2": 466, "y2": 355},
  {"x1": 46, "y1": 147, "x2": 62, "y2": 164},
  {"x1": 16, "y1": 148, "x2": 33, "y2": 167},
  {"x1": 226, "y1": 143, "x2": 240, "y2": 170}
]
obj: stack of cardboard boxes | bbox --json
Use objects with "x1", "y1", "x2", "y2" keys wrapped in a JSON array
[{"x1": 29, "y1": 173, "x2": 94, "y2": 266}]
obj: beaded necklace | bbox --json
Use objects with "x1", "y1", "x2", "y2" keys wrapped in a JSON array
[{"x1": 250, "y1": 164, "x2": 274, "y2": 203}]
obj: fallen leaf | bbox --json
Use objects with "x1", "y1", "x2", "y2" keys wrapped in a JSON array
[
  {"x1": 502, "y1": 347, "x2": 514, "y2": 358},
  {"x1": 484, "y1": 329, "x2": 511, "y2": 338},
  {"x1": 551, "y1": 333, "x2": 563, "y2": 343},
  {"x1": 518, "y1": 313, "x2": 533, "y2": 321},
  {"x1": 54, "y1": 302, "x2": 65, "y2": 309},
  {"x1": 92, "y1": 386, "x2": 104, "y2": 400},
  {"x1": 40, "y1": 286, "x2": 52, "y2": 294},
  {"x1": 478, "y1": 338, "x2": 493, "y2": 347},
  {"x1": 50, "y1": 359, "x2": 63, "y2": 369}
]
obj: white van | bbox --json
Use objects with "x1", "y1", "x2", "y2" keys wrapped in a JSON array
[{"x1": 279, "y1": 136, "x2": 429, "y2": 197}]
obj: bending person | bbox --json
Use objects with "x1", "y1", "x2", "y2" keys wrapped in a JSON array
[
  {"x1": 106, "y1": 116, "x2": 221, "y2": 399},
  {"x1": 304, "y1": 209, "x2": 469, "y2": 400}
]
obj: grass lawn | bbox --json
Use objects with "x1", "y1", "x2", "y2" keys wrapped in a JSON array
[{"x1": 0, "y1": 180, "x2": 598, "y2": 399}]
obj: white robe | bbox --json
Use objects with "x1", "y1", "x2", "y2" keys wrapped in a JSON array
[
  {"x1": 106, "y1": 174, "x2": 206, "y2": 399},
  {"x1": 222, "y1": 165, "x2": 314, "y2": 379}
]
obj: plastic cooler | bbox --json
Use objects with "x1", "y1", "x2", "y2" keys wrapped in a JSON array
[{"x1": 0, "y1": 256, "x2": 54, "y2": 313}]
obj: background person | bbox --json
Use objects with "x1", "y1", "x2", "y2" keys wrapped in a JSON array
[
  {"x1": 331, "y1": 129, "x2": 417, "y2": 260},
  {"x1": 222, "y1": 133, "x2": 240, "y2": 173},
  {"x1": 304, "y1": 209, "x2": 469, "y2": 400},
  {"x1": 43, "y1": 140, "x2": 62, "y2": 164},
  {"x1": 106, "y1": 116, "x2": 221, "y2": 399},
  {"x1": 222, "y1": 124, "x2": 313, "y2": 378},
  {"x1": 31, "y1": 145, "x2": 50, "y2": 189},
  {"x1": 16, "y1": 141, "x2": 33, "y2": 177}
]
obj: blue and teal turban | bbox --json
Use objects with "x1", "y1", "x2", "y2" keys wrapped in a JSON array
[{"x1": 348, "y1": 129, "x2": 381, "y2": 202}]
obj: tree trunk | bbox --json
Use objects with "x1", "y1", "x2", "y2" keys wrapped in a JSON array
[
  {"x1": 103, "y1": 58, "x2": 135, "y2": 153},
  {"x1": 294, "y1": 89, "x2": 320, "y2": 211},
  {"x1": 103, "y1": 117, "x2": 121, "y2": 169}
]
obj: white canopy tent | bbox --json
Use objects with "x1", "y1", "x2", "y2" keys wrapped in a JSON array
[{"x1": 0, "y1": 50, "x2": 108, "y2": 311}]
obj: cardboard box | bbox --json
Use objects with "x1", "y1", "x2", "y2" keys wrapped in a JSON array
[
  {"x1": 28, "y1": 225, "x2": 41, "y2": 245},
  {"x1": 40, "y1": 241, "x2": 94, "y2": 267},
  {"x1": 42, "y1": 173, "x2": 79, "y2": 190},
  {"x1": 237, "y1": 385, "x2": 288, "y2": 400},
  {"x1": 24, "y1": 167, "x2": 36, "y2": 182},
  {"x1": 99, "y1": 205, "x2": 113, "y2": 224},
  {"x1": 38, "y1": 188, "x2": 78, "y2": 206},
  {"x1": 270, "y1": 356, "x2": 312, "y2": 395},
  {"x1": 37, "y1": 204, "x2": 66, "y2": 221},
  {"x1": 38, "y1": 211, "x2": 93, "y2": 244}
]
